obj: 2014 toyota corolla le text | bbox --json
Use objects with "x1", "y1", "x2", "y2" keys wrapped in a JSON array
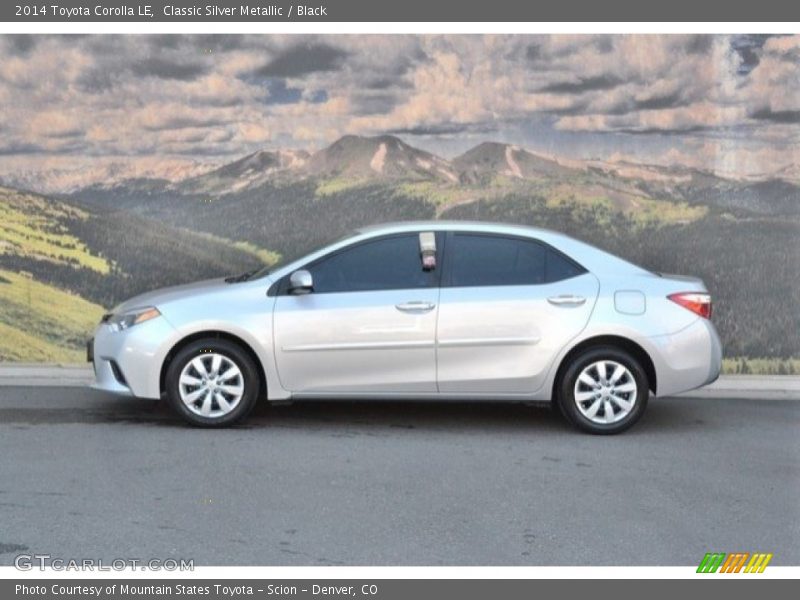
[{"x1": 88, "y1": 221, "x2": 722, "y2": 434}]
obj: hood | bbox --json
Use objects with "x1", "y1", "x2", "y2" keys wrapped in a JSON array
[{"x1": 112, "y1": 278, "x2": 229, "y2": 314}]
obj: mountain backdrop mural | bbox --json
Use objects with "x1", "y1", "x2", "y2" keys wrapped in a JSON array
[{"x1": 0, "y1": 34, "x2": 798, "y2": 370}]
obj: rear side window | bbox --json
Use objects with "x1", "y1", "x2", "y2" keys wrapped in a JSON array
[
  {"x1": 545, "y1": 248, "x2": 586, "y2": 282},
  {"x1": 307, "y1": 233, "x2": 434, "y2": 293},
  {"x1": 446, "y1": 233, "x2": 585, "y2": 287}
]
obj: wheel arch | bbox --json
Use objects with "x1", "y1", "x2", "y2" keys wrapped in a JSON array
[
  {"x1": 551, "y1": 334, "x2": 657, "y2": 400},
  {"x1": 160, "y1": 330, "x2": 268, "y2": 400}
]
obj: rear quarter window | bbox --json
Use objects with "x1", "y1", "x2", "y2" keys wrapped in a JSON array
[{"x1": 546, "y1": 248, "x2": 587, "y2": 283}]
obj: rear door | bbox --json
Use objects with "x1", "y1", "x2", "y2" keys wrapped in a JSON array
[
  {"x1": 436, "y1": 232, "x2": 599, "y2": 394},
  {"x1": 273, "y1": 232, "x2": 441, "y2": 394}
]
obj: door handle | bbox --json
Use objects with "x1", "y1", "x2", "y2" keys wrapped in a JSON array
[
  {"x1": 395, "y1": 301, "x2": 436, "y2": 312},
  {"x1": 547, "y1": 295, "x2": 586, "y2": 306}
]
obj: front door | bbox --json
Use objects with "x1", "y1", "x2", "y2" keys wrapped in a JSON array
[{"x1": 273, "y1": 233, "x2": 440, "y2": 394}]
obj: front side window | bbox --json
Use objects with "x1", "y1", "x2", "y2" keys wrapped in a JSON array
[
  {"x1": 306, "y1": 233, "x2": 435, "y2": 293},
  {"x1": 447, "y1": 233, "x2": 585, "y2": 287}
]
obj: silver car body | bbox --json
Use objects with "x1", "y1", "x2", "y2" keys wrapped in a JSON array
[{"x1": 91, "y1": 221, "x2": 722, "y2": 402}]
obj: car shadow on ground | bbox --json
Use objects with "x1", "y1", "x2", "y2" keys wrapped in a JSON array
[
  {"x1": 0, "y1": 387, "x2": 724, "y2": 436},
  {"x1": 0, "y1": 388, "x2": 572, "y2": 432},
  {"x1": 247, "y1": 398, "x2": 569, "y2": 434}
]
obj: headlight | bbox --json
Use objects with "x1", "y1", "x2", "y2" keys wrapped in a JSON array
[{"x1": 106, "y1": 306, "x2": 161, "y2": 332}]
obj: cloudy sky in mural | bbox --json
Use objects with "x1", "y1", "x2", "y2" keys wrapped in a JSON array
[{"x1": 0, "y1": 34, "x2": 798, "y2": 184}]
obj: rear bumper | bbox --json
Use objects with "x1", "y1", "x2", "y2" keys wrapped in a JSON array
[{"x1": 649, "y1": 318, "x2": 723, "y2": 397}]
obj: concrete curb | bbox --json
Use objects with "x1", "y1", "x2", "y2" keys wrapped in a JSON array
[
  {"x1": 0, "y1": 365, "x2": 798, "y2": 400},
  {"x1": 0, "y1": 364, "x2": 95, "y2": 387},
  {"x1": 674, "y1": 375, "x2": 800, "y2": 400}
]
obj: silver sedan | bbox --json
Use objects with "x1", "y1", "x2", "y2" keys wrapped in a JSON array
[{"x1": 89, "y1": 221, "x2": 722, "y2": 433}]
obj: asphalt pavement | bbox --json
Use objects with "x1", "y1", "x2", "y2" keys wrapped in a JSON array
[{"x1": 0, "y1": 386, "x2": 797, "y2": 566}]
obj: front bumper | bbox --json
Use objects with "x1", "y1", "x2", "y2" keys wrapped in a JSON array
[
  {"x1": 87, "y1": 336, "x2": 130, "y2": 395},
  {"x1": 88, "y1": 316, "x2": 178, "y2": 399}
]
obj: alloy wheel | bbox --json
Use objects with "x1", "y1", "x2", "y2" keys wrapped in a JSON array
[
  {"x1": 178, "y1": 353, "x2": 245, "y2": 418},
  {"x1": 573, "y1": 360, "x2": 638, "y2": 425}
]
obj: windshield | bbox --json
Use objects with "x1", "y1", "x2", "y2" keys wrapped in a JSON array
[{"x1": 249, "y1": 231, "x2": 360, "y2": 280}]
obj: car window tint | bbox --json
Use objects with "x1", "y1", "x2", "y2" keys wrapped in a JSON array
[
  {"x1": 309, "y1": 234, "x2": 431, "y2": 293},
  {"x1": 546, "y1": 249, "x2": 586, "y2": 282},
  {"x1": 449, "y1": 234, "x2": 547, "y2": 287}
]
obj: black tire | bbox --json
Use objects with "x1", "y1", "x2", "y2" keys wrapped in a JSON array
[
  {"x1": 556, "y1": 346, "x2": 649, "y2": 435},
  {"x1": 165, "y1": 338, "x2": 260, "y2": 427}
]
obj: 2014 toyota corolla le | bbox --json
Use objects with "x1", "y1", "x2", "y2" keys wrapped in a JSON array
[{"x1": 88, "y1": 221, "x2": 722, "y2": 434}]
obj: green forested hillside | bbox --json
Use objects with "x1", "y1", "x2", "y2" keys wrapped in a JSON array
[
  {"x1": 0, "y1": 269, "x2": 104, "y2": 362},
  {"x1": 0, "y1": 187, "x2": 275, "y2": 361}
]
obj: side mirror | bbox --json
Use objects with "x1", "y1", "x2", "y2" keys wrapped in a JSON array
[{"x1": 288, "y1": 269, "x2": 313, "y2": 294}]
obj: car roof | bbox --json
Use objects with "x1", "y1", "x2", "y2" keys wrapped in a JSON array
[
  {"x1": 352, "y1": 220, "x2": 651, "y2": 278},
  {"x1": 355, "y1": 220, "x2": 556, "y2": 238}
]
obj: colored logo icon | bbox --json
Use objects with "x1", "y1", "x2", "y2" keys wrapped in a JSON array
[{"x1": 697, "y1": 552, "x2": 773, "y2": 573}]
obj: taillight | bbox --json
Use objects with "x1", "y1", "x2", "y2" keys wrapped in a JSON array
[{"x1": 668, "y1": 292, "x2": 712, "y2": 319}]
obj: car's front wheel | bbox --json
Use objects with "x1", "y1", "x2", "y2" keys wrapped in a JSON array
[
  {"x1": 165, "y1": 338, "x2": 260, "y2": 427},
  {"x1": 557, "y1": 346, "x2": 649, "y2": 434}
]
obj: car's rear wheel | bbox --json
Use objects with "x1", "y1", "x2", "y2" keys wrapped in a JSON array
[
  {"x1": 557, "y1": 346, "x2": 649, "y2": 434},
  {"x1": 165, "y1": 338, "x2": 259, "y2": 427}
]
